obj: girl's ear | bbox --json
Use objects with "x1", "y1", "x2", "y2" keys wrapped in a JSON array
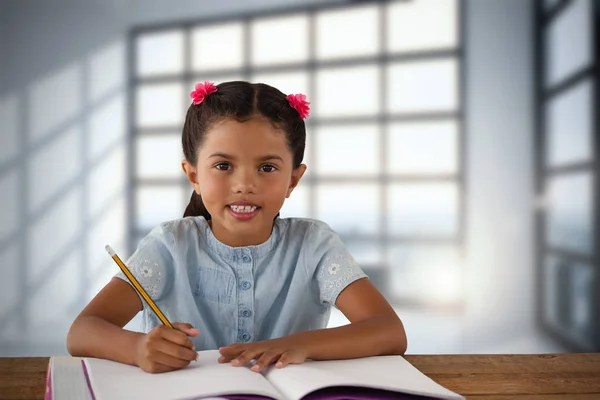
[
  {"x1": 182, "y1": 160, "x2": 201, "y2": 194},
  {"x1": 286, "y1": 164, "x2": 307, "y2": 198}
]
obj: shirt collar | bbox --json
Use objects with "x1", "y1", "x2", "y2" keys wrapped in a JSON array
[{"x1": 193, "y1": 216, "x2": 283, "y2": 262}]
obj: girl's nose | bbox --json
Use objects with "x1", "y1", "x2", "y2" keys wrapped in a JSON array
[{"x1": 232, "y1": 169, "x2": 257, "y2": 194}]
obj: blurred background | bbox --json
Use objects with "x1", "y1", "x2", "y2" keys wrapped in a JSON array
[{"x1": 0, "y1": 0, "x2": 598, "y2": 357}]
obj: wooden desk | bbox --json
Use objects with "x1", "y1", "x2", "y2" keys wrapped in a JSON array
[{"x1": 1, "y1": 353, "x2": 599, "y2": 400}]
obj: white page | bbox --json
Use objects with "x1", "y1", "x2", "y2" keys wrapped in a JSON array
[
  {"x1": 51, "y1": 357, "x2": 93, "y2": 400},
  {"x1": 85, "y1": 350, "x2": 284, "y2": 400},
  {"x1": 264, "y1": 356, "x2": 464, "y2": 400}
]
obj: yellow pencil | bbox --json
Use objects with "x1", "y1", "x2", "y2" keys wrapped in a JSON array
[{"x1": 105, "y1": 245, "x2": 174, "y2": 328}]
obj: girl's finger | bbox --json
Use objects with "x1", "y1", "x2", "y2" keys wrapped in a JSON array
[
  {"x1": 154, "y1": 338, "x2": 198, "y2": 362},
  {"x1": 251, "y1": 351, "x2": 279, "y2": 372},
  {"x1": 149, "y1": 349, "x2": 193, "y2": 369},
  {"x1": 172, "y1": 322, "x2": 200, "y2": 337},
  {"x1": 276, "y1": 352, "x2": 295, "y2": 368},
  {"x1": 232, "y1": 349, "x2": 261, "y2": 367},
  {"x1": 218, "y1": 345, "x2": 244, "y2": 362}
]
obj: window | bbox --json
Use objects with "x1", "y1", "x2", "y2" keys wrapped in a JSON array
[
  {"x1": 130, "y1": 0, "x2": 464, "y2": 308},
  {"x1": 536, "y1": 0, "x2": 599, "y2": 351}
]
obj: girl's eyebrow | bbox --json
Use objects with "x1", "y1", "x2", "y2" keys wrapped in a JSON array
[{"x1": 209, "y1": 153, "x2": 284, "y2": 162}]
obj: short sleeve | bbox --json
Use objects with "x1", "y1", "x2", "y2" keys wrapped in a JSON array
[
  {"x1": 115, "y1": 224, "x2": 174, "y2": 304},
  {"x1": 306, "y1": 221, "x2": 368, "y2": 307}
]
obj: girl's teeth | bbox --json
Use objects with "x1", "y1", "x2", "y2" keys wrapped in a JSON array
[{"x1": 230, "y1": 205, "x2": 257, "y2": 213}]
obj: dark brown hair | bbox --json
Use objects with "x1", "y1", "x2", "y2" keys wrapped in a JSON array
[{"x1": 182, "y1": 81, "x2": 306, "y2": 219}]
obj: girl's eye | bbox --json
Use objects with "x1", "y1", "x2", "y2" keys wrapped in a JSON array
[
  {"x1": 259, "y1": 164, "x2": 277, "y2": 173},
  {"x1": 215, "y1": 162, "x2": 231, "y2": 171}
]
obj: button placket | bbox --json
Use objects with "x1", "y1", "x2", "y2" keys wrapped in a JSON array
[{"x1": 234, "y1": 251, "x2": 254, "y2": 344}]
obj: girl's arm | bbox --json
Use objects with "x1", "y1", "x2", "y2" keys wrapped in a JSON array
[
  {"x1": 67, "y1": 278, "x2": 199, "y2": 372},
  {"x1": 295, "y1": 277, "x2": 407, "y2": 360},
  {"x1": 218, "y1": 278, "x2": 407, "y2": 371},
  {"x1": 66, "y1": 277, "x2": 146, "y2": 365}
]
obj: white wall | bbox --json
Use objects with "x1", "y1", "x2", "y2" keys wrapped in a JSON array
[{"x1": 463, "y1": 0, "x2": 560, "y2": 353}]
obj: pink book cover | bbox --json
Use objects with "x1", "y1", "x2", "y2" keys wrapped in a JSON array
[{"x1": 44, "y1": 360, "x2": 52, "y2": 400}]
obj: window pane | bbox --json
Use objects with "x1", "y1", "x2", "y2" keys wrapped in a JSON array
[
  {"x1": 251, "y1": 14, "x2": 309, "y2": 66},
  {"x1": 545, "y1": 172, "x2": 593, "y2": 254},
  {"x1": 280, "y1": 184, "x2": 309, "y2": 218},
  {"x1": 192, "y1": 22, "x2": 244, "y2": 71},
  {"x1": 251, "y1": 71, "x2": 309, "y2": 99},
  {"x1": 316, "y1": 4, "x2": 379, "y2": 60},
  {"x1": 387, "y1": 183, "x2": 458, "y2": 237},
  {"x1": 317, "y1": 184, "x2": 379, "y2": 235},
  {"x1": 344, "y1": 240, "x2": 384, "y2": 267},
  {"x1": 546, "y1": 79, "x2": 593, "y2": 167},
  {"x1": 388, "y1": 121, "x2": 458, "y2": 174},
  {"x1": 388, "y1": 244, "x2": 462, "y2": 303},
  {"x1": 136, "y1": 30, "x2": 184, "y2": 77},
  {"x1": 345, "y1": 241, "x2": 386, "y2": 295},
  {"x1": 316, "y1": 65, "x2": 380, "y2": 117},
  {"x1": 387, "y1": 0, "x2": 458, "y2": 53},
  {"x1": 315, "y1": 124, "x2": 379, "y2": 176},
  {"x1": 543, "y1": 256, "x2": 596, "y2": 348},
  {"x1": 189, "y1": 74, "x2": 246, "y2": 91},
  {"x1": 136, "y1": 186, "x2": 185, "y2": 230},
  {"x1": 136, "y1": 134, "x2": 183, "y2": 179},
  {"x1": 387, "y1": 59, "x2": 458, "y2": 113},
  {"x1": 302, "y1": 130, "x2": 313, "y2": 178},
  {"x1": 545, "y1": 0, "x2": 593, "y2": 87},
  {"x1": 136, "y1": 83, "x2": 184, "y2": 128}
]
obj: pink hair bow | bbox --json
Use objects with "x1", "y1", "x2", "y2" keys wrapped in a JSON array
[
  {"x1": 190, "y1": 81, "x2": 218, "y2": 105},
  {"x1": 286, "y1": 93, "x2": 310, "y2": 119}
]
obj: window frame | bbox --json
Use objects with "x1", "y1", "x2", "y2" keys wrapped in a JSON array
[{"x1": 128, "y1": 0, "x2": 466, "y2": 309}]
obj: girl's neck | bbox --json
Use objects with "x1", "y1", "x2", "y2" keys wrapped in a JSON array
[{"x1": 208, "y1": 220, "x2": 274, "y2": 247}]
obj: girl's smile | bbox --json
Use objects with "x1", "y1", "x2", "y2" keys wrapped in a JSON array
[{"x1": 227, "y1": 201, "x2": 262, "y2": 221}]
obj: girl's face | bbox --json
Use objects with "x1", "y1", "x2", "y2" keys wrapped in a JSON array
[{"x1": 183, "y1": 117, "x2": 306, "y2": 247}]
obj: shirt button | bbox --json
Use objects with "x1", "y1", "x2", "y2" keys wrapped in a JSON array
[
  {"x1": 240, "y1": 332, "x2": 251, "y2": 342},
  {"x1": 240, "y1": 281, "x2": 252, "y2": 290},
  {"x1": 240, "y1": 309, "x2": 252, "y2": 318},
  {"x1": 242, "y1": 255, "x2": 252, "y2": 263}
]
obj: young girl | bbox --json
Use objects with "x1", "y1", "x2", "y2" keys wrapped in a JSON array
[{"x1": 67, "y1": 81, "x2": 407, "y2": 374}]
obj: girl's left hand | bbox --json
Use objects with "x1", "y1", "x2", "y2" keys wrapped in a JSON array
[{"x1": 218, "y1": 337, "x2": 308, "y2": 372}]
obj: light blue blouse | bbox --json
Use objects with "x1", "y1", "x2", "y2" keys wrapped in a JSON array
[{"x1": 116, "y1": 216, "x2": 367, "y2": 350}]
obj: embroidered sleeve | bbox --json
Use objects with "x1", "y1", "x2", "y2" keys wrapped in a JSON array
[
  {"x1": 307, "y1": 221, "x2": 368, "y2": 307},
  {"x1": 115, "y1": 225, "x2": 173, "y2": 303}
]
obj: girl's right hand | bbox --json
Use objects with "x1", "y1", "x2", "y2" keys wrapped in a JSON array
[{"x1": 134, "y1": 322, "x2": 200, "y2": 373}]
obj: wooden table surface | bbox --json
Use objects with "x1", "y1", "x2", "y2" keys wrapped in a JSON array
[{"x1": 1, "y1": 353, "x2": 599, "y2": 400}]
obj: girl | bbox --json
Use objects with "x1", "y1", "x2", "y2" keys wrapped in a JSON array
[{"x1": 67, "y1": 81, "x2": 407, "y2": 374}]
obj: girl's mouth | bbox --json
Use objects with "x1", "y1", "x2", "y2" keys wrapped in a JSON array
[
  {"x1": 229, "y1": 205, "x2": 258, "y2": 213},
  {"x1": 227, "y1": 204, "x2": 261, "y2": 220}
]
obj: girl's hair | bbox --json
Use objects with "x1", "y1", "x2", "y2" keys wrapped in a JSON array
[{"x1": 182, "y1": 81, "x2": 306, "y2": 219}]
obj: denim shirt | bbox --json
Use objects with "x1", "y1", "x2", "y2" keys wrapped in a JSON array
[{"x1": 116, "y1": 216, "x2": 367, "y2": 350}]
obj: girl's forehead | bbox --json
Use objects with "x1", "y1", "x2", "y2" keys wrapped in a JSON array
[
  {"x1": 200, "y1": 118, "x2": 291, "y2": 158},
  {"x1": 205, "y1": 119, "x2": 286, "y2": 144}
]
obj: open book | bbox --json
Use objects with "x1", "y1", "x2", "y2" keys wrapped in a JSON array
[{"x1": 71, "y1": 350, "x2": 464, "y2": 400}]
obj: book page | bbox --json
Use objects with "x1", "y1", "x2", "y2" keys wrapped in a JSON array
[
  {"x1": 84, "y1": 350, "x2": 284, "y2": 400},
  {"x1": 264, "y1": 356, "x2": 464, "y2": 400},
  {"x1": 50, "y1": 357, "x2": 93, "y2": 400}
]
